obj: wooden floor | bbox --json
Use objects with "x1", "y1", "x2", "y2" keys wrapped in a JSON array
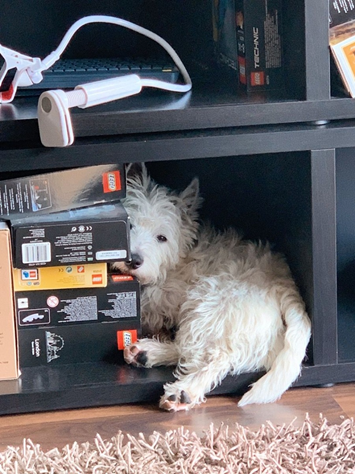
[{"x1": 0, "y1": 382, "x2": 355, "y2": 451}]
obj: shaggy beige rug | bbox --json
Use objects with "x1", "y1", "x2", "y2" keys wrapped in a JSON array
[{"x1": 0, "y1": 415, "x2": 354, "y2": 473}]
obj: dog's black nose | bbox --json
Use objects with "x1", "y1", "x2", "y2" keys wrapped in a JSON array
[{"x1": 127, "y1": 253, "x2": 143, "y2": 269}]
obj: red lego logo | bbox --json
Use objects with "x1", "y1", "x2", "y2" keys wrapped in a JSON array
[
  {"x1": 102, "y1": 171, "x2": 121, "y2": 193},
  {"x1": 251, "y1": 71, "x2": 265, "y2": 86},
  {"x1": 92, "y1": 275, "x2": 103, "y2": 284}
]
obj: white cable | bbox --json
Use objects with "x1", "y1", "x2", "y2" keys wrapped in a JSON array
[
  {"x1": 39, "y1": 15, "x2": 192, "y2": 93},
  {"x1": 140, "y1": 78, "x2": 191, "y2": 93}
]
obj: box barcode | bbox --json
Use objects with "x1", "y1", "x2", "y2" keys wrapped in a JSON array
[{"x1": 22, "y1": 242, "x2": 51, "y2": 264}]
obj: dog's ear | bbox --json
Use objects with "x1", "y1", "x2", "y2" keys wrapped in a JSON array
[
  {"x1": 179, "y1": 178, "x2": 203, "y2": 218},
  {"x1": 126, "y1": 162, "x2": 151, "y2": 191},
  {"x1": 126, "y1": 162, "x2": 145, "y2": 180}
]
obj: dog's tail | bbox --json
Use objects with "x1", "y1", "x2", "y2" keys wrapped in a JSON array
[{"x1": 238, "y1": 287, "x2": 311, "y2": 407}]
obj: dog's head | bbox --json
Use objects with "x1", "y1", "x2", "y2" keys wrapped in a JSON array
[{"x1": 113, "y1": 164, "x2": 202, "y2": 286}]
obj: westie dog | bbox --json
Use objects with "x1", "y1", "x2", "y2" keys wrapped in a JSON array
[{"x1": 114, "y1": 165, "x2": 311, "y2": 411}]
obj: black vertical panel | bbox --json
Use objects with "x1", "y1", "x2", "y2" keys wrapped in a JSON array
[
  {"x1": 311, "y1": 149, "x2": 337, "y2": 365},
  {"x1": 282, "y1": 1, "x2": 306, "y2": 99},
  {"x1": 335, "y1": 148, "x2": 355, "y2": 362},
  {"x1": 304, "y1": 0, "x2": 331, "y2": 100}
]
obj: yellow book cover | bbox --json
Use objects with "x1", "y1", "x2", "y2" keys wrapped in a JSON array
[
  {"x1": 13, "y1": 263, "x2": 107, "y2": 291},
  {"x1": 330, "y1": 19, "x2": 355, "y2": 97}
]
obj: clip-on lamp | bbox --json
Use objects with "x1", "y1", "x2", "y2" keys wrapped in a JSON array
[{"x1": 0, "y1": 16, "x2": 192, "y2": 147}]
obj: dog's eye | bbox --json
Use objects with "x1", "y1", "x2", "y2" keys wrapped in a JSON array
[
  {"x1": 157, "y1": 235, "x2": 167, "y2": 243},
  {"x1": 130, "y1": 223, "x2": 134, "y2": 230}
]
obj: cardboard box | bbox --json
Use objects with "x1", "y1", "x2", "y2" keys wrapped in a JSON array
[
  {"x1": 13, "y1": 263, "x2": 108, "y2": 291},
  {"x1": 17, "y1": 274, "x2": 140, "y2": 367},
  {"x1": 0, "y1": 164, "x2": 125, "y2": 219},
  {"x1": 236, "y1": 0, "x2": 284, "y2": 91},
  {"x1": 0, "y1": 222, "x2": 19, "y2": 380},
  {"x1": 330, "y1": 19, "x2": 355, "y2": 97},
  {"x1": 9, "y1": 202, "x2": 130, "y2": 268}
]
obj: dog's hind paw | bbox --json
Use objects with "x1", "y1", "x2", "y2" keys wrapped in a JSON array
[
  {"x1": 160, "y1": 390, "x2": 194, "y2": 412},
  {"x1": 124, "y1": 344, "x2": 148, "y2": 367}
]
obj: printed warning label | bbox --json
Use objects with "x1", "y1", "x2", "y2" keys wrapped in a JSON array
[
  {"x1": 57, "y1": 296, "x2": 98, "y2": 322},
  {"x1": 100, "y1": 292, "x2": 137, "y2": 319}
]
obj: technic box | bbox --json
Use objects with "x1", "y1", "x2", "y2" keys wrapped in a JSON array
[
  {"x1": 0, "y1": 164, "x2": 125, "y2": 219},
  {"x1": 212, "y1": 0, "x2": 284, "y2": 91},
  {"x1": 16, "y1": 274, "x2": 140, "y2": 367},
  {"x1": 236, "y1": 0, "x2": 284, "y2": 91},
  {"x1": 9, "y1": 202, "x2": 130, "y2": 268}
]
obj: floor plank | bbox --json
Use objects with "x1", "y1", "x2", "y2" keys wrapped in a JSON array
[{"x1": 0, "y1": 382, "x2": 352, "y2": 451}]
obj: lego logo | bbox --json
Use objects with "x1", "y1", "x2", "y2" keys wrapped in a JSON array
[
  {"x1": 92, "y1": 275, "x2": 103, "y2": 284},
  {"x1": 107, "y1": 173, "x2": 116, "y2": 190},
  {"x1": 117, "y1": 329, "x2": 137, "y2": 350},
  {"x1": 21, "y1": 269, "x2": 38, "y2": 281},
  {"x1": 251, "y1": 71, "x2": 265, "y2": 86},
  {"x1": 123, "y1": 332, "x2": 132, "y2": 347},
  {"x1": 103, "y1": 171, "x2": 121, "y2": 193}
]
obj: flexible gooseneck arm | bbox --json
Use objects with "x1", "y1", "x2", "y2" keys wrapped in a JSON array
[{"x1": 39, "y1": 15, "x2": 192, "y2": 93}]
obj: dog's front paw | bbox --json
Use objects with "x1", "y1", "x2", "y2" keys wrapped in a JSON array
[
  {"x1": 124, "y1": 344, "x2": 148, "y2": 367},
  {"x1": 160, "y1": 389, "x2": 195, "y2": 412}
]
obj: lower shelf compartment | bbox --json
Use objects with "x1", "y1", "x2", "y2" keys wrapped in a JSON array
[{"x1": 0, "y1": 360, "x2": 355, "y2": 416}]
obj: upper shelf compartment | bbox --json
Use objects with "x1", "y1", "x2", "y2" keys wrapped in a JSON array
[{"x1": 1, "y1": 0, "x2": 352, "y2": 145}]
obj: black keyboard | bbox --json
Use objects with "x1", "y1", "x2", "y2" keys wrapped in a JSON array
[{"x1": 19, "y1": 57, "x2": 180, "y2": 94}]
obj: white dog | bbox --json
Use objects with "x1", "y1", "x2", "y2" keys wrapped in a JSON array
[{"x1": 114, "y1": 165, "x2": 311, "y2": 411}]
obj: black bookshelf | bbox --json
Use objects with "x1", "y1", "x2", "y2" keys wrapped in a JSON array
[{"x1": 0, "y1": 0, "x2": 355, "y2": 415}]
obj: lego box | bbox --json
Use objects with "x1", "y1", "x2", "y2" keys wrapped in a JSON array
[
  {"x1": 13, "y1": 262, "x2": 108, "y2": 291},
  {"x1": 0, "y1": 164, "x2": 125, "y2": 219},
  {"x1": 17, "y1": 274, "x2": 140, "y2": 367},
  {"x1": 212, "y1": 0, "x2": 239, "y2": 70},
  {"x1": 9, "y1": 202, "x2": 130, "y2": 268},
  {"x1": 236, "y1": 0, "x2": 284, "y2": 91},
  {"x1": 19, "y1": 322, "x2": 139, "y2": 367},
  {"x1": 0, "y1": 222, "x2": 19, "y2": 380},
  {"x1": 212, "y1": 0, "x2": 284, "y2": 90}
]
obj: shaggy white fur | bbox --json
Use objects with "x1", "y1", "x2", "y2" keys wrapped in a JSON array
[{"x1": 113, "y1": 165, "x2": 312, "y2": 412}]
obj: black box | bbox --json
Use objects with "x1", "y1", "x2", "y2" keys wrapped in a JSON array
[
  {"x1": 0, "y1": 164, "x2": 125, "y2": 219},
  {"x1": 236, "y1": 0, "x2": 283, "y2": 91},
  {"x1": 17, "y1": 274, "x2": 140, "y2": 367},
  {"x1": 10, "y1": 202, "x2": 130, "y2": 268},
  {"x1": 212, "y1": 0, "x2": 239, "y2": 71},
  {"x1": 329, "y1": 0, "x2": 355, "y2": 28}
]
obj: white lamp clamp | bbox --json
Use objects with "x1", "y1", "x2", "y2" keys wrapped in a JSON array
[
  {"x1": 38, "y1": 75, "x2": 143, "y2": 147},
  {"x1": 0, "y1": 15, "x2": 192, "y2": 147}
]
